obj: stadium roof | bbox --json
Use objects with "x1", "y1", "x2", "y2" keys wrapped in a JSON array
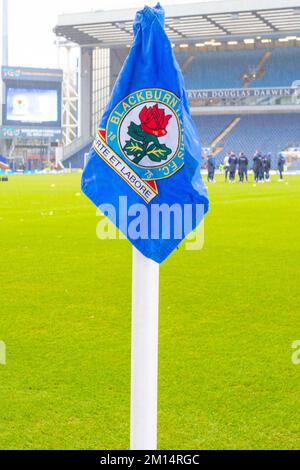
[{"x1": 55, "y1": 0, "x2": 300, "y2": 48}]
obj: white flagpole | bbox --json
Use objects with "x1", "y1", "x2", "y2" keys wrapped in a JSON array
[{"x1": 130, "y1": 247, "x2": 159, "y2": 450}]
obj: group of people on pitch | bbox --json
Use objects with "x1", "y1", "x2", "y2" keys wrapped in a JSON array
[{"x1": 206, "y1": 151, "x2": 286, "y2": 183}]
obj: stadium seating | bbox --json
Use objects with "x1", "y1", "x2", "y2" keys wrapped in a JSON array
[
  {"x1": 251, "y1": 46, "x2": 300, "y2": 87},
  {"x1": 180, "y1": 46, "x2": 300, "y2": 89},
  {"x1": 62, "y1": 139, "x2": 93, "y2": 168},
  {"x1": 194, "y1": 113, "x2": 300, "y2": 167},
  {"x1": 179, "y1": 49, "x2": 262, "y2": 89}
]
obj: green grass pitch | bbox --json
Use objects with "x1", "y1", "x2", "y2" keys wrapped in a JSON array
[{"x1": 0, "y1": 172, "x2": 299, "y2": 450}]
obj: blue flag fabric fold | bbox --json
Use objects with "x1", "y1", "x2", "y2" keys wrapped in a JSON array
[{"x1": 82, "y1": 3, "x2": 209, "y2": 263}]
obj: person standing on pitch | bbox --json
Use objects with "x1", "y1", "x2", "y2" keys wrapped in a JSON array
[
  {"x1": 228, "y1": 151, "x2": 238, "y2": 183},
  {"x1": 224, "y1": 153, "x2": 230, "y2": 182},
  {"x1": 253, "y1": 151, "x2": 259, "y2": 183},
  {"x1": 263, "y1": 153, "x2": 271, "y2": 182},
  {"x1": 207, "y1": 152, "x2": 216, "y2": 183},
  {"x1": 258, "y1": 152, "x2": 264, "y2": 182},
  {"x1": 253, "y1": 150, "x2": 263, "y2": 183},
  {"x1": 238, "y1": 152, "x2": 248, "y2": 182},
  {"x1": 278, "y1": 152, "x2": 286, "y2": 181}
]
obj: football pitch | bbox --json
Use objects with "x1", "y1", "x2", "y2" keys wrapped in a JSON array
[{"x1": 0, "y1": 173, "x2": 299, "y2": 450}]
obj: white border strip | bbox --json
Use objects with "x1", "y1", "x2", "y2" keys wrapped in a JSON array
[{"x1": 93, "y1": 134, "x2": 157, "y2": 204}]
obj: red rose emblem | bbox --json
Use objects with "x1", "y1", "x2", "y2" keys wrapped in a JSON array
[{"x1": 139, "y1": 104, "x2": 172, "y2": 137}]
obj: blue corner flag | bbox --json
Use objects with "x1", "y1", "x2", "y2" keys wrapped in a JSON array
[{"x1": 82, "y1": 3, "x2": 209, "y2": 263}]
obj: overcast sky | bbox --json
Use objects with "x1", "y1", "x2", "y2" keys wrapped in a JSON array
[{"x1": 1, "y1": 0, "x2": 213, "y2": 69}]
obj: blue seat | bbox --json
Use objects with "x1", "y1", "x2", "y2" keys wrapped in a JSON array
[{"x1": 177, "y1": 46, "x2": 300, "y2": 89}]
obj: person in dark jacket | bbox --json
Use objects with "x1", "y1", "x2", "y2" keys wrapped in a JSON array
[
  {"x1": 238, "y1": 152, "x2": 248, "y2": 182},
  {"x1": 223, "y1": 153, "x2": 230, "y2": 182},
  {"x1": 228, "y1": 151, "x2": 238, "y2": 182},
  {"x1": 253, "y1": 151, "x2": 264, "y2": 183},
  {"x1": 258, "y1": 153, "x2": 265, "y2": 182},
  {"x1": 263, "y1": 153, "x2": 272, "y2": 182},
  {"x1": 207, "y1": 153, "x2": 216, "y2": 183},
  {"x1": 277, "y1": 152, "x2": 285, "y2": 181}
]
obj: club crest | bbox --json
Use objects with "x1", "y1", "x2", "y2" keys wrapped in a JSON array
[{"x1": 106, "y1": 88, "x2": 184, "y2": 181}]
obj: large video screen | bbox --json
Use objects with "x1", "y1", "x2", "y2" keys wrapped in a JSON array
[{"x1": 4, "y1": 80, "x2": 61, "y2": 128}]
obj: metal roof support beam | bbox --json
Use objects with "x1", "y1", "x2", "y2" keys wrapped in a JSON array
[
  {"x1": 166, "y1": 24, "x2": 187, "y2": 39},
  {"x1": 253, "y1": 11, "x2": 278, "y2": 31},
  {"x1": 203, "y1": 14, "x2": 230, "y2": 35}
]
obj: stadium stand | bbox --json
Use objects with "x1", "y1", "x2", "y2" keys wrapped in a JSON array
[
  {"x1": 180, "y1": 49, "x2": 264, "y2": 89},
  {"x1": 62, "y1": 138, "x2": 93, "y2": 168},
  {"x1": 195, "y1": 113, "x2": 300, "y2": 167},
  {"x1": 62, "y1": 45, "x2": 300, "y2": 168},
  {"x1": 181, "y1": 46, "x2": 300, "y2": 89},
  {"x1": 181, "y1": 45, "x2": 300, "y2": 169},
  {"x1": 53, "y1": 3, "x2": 300, "y2": 171},
  {"x1": 251, "y1": 46, "x2": 300, "y2": 87}
]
